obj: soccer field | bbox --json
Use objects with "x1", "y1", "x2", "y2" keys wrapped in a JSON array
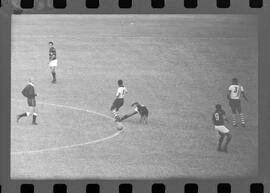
[{"x1": 11, "y1": 15, "x2": 258, "y2": 179}]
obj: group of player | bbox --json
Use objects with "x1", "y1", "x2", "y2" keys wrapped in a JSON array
[
  {"x1": 15, "y1": 41, "x2": 249, "y2": 153},
  {"x1": 212, "y1": 77, "x2": 248, "y2": 153},
  {"x1": 16, "y1": 41, "x2": 57, "y2": 125},
  {"x1": 110, "y1": 79, "x2": 149, "y2": 126},
  {"x1": 16, "y1": 41, "x2": 148, "y2": 127}
]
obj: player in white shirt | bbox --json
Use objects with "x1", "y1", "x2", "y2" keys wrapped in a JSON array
[
  {"x1": 227, "y1": 78, "x2": 248, "y2": 127},
  {"x1": 110, "y1": 80, "x2": 128, "y2": 121}
]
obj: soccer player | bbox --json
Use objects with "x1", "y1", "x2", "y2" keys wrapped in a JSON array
[
  {"x1": 119, "y1": 102, "x2": 149, "y2": 124},
  {"x1": 48, "y1": 41, "x2": 57, "y2": 83},
  {"x1": 110, "y1": 80, "x2": 128, "y2": 121},
  {"x1": 212, "y1": 104, "x2": 232, "y2": 152},
  {"x1": 227, "y1": 78, "x2": 248, "y2": 127},
  {"x1": 16, "y1": 78, "x2": 38, "y2": 125}
]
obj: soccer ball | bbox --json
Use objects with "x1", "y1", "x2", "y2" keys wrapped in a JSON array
[{"x1": 116, "y1": 123, "x2": 124, "y2": 131}]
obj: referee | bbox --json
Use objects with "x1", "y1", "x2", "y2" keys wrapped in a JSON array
[{"x1": 16, "y1": 78, "x2": 38, "y2": 125}]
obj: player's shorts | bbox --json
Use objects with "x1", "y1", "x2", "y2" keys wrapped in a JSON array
[
  {"x1": 214, "y1": 125, "x2": 230, "y2": 134},
  {"x1": 49, "y1": 59, "x2": 58, "y2": 67},
  {"x1": 229, "y1": 99, "x2": 241, "y2": 113},
  {"x1": 27, "y1": 98, "x2": 36, "y2": 107},
  {"x1": 110, "y1": 98, "x2": 124, "y2": 111}
]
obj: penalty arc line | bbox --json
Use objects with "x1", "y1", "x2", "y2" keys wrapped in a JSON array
[
  {"x1": 12, "y1": 131, "x2": 122, "y2": 155},
  {"x1": 11, "y1": 99, "x2": 124, "y2": 155}
]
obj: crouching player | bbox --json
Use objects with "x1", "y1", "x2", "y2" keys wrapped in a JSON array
[
  {"x1": 119, "y1": 102, "x2": 149, "y2": 124},
  {"x1": 16, "y1": 78, "x2": 38, "y2": 125},
  {"x1": 212, "y1": 104, "x2": 232, "y2": 152},
  {"x1": 110, "y1": 80, "x2": 128, "y2": 121}
]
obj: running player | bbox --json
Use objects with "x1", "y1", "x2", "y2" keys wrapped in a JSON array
[
  {"x1": 110, "y1": 80, "x2": 128, "y2": 121},
  {"x1": 227, "y1": 78, "x2": 248, "y2": 127},
  {"x1": 16, "y1": 78, "x2": 38, "y2": 125},
  {"x1": 212, "y1": 104, "x2": 232, "y2": 152},
  {"x1": 48, "y1": 41, "x2": 57, "y2": 83}
]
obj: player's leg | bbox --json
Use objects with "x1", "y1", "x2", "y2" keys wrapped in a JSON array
[
  {"x1": 141, "y1": 115, "x2": 145, "y2": 124},
  {"x1": 51, "y1": 66, "x2": 56, "y2": 83},
  {"x1": 217, "y1": 132, "x2": 225, "y2": 152},
  {"x1": 144, "y1": 108, "x2": 149, "y2": 124},
  {"x1": 49, "y1": 66, "x2": 53, "y2": 82},
  {"x1": 119, "y1": 114, "x2": 128, "y2": 121},
  {"x1": 215, "y1": 126, "x2": 230, "y2": 152},
  {"x1": 16, "y1": 111, "x2": 30, "y2": 122},
  {"x1": 119, "y1": 111, "x2": 138, "y2": 122},
  {"x1": 49, "y1": 60, "x2": 57, "y2": 83},
  {"x1": 237, "y1": 101, "x2": 246, "y2": 127},
  {"x1": 110, "y1": 99, "x2": 121, "y2": 121},
  {"x1": 115, "y1": 99, "x2": 124, "y2": 121},
  {"x1": 218, "y1": 126, "x2": 231, "y2": 152},
  {"x1": 112, "y1": 110, "x2": 120, "y2": 121},
  {"x1": 144, "y1": 116, "x2": 148, "y2": 124},
  {"x1": 142, "y1": 115, "x2": 147, "y2": 124},
  {"x1": 118, "y1": 98, "x2": 124, "y2": 110},
  {"x1": 52, "y1": 66, "x2": 56, "y2": 83},
  {"x1": 17, "y1": 99, "x2": 31, "y2": 123},
  {"x1": 230, "y1": 100, "x2": 238, "y2": 127},
  {"x1": 223, "y1": 133, "x2": 232, "y2": 152},
  {"x1": 28, "y1": 99, "x2": 38, "y2": 125},
  {"x1": 32, "y1": 101, "x2": 38, "y2": 125},
  {"x1": 29, "y1": 106, "x2": 36, "y2": 125},
  {"x1": 139, "y1": 115, "x2": 143, "y2": 123}
]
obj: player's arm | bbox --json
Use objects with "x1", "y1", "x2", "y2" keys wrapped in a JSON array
[
  {"x1": 212, "y1": 114, "x2": 215, "y2": 125},
  {"x1": 223, "y1": 111, "x2": 229, "y2": 123},
  {"x1": 115, "y1": 89, "x2": 120, "y2": 98},
  {"x1": 227, "y1": 89, "x2": 231, "y2": 100},
  {"x1": 241, "y1": 87, "x2": 248, "y2": 102},
  {"x1": 224, "y1": 116, "x2": 229, "y2": 123}
]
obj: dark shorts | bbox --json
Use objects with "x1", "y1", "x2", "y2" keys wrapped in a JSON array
[
  {"x1": 110, "y1": 98, "x2": 124, "y2": 111},
  {"x1": 27, "y1": 98, "x2": 36, "y2": 107},
  {"x1": 229, "y1": 99, "x2": 241, "y2": 113}
]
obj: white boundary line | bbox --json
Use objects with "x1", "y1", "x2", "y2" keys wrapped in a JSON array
[{"x1": 11, "y1": 99, "x2": 123, "y2": 155}]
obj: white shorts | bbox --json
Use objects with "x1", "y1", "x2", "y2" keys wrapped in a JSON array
[
  {"x1": 214, "y1": 125, "x2": 230, "y2": 134},
  {"x1": 49, "y1": 59, "x2": 58, "y2": 67}
]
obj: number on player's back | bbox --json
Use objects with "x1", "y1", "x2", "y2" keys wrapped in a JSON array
[
  {"x1": 214, "y1": 113, "x2": 220, "y2": 121},
  {"x1": 233, "y1": 86, "x2": 240, "y2": 97}
]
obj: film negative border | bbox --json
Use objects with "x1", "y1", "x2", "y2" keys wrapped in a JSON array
[
  {"x1": 0, "y1": 182, "x2": 267, "y2": 192},
  {"x1": 1, "y1": 0, "x2": 270, "y2": 193},
  {"x1": 0, "y1": 0, "x2": 265, "y2": 11}
]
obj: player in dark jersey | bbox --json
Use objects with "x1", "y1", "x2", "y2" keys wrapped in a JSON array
[
  {"x1": 48, "y1": 41, "x2": 57, "y2": 83},
  {"x1": 212, "y1": 104, "x2": 232, "y2": 152},
  {"x1": 16, "y1": 78, "x2": 38, "y2": 125},
  {"x1": 119, "y1": 102, "x2": 149, "y2": 124}
]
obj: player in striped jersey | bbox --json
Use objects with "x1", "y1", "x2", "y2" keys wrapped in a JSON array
[
  {"x1": 48, "y1": 41, "x2": 57, "y2": 83},
  {"x1": 110, "y1": 80, "x2": 128, "y2": 121},
  {"x1": 212, "y1": 104, "x2": 232, "y2": 152},
  {"x1": 227, "y1": 78, "x2": 248, "y2": 127}
]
